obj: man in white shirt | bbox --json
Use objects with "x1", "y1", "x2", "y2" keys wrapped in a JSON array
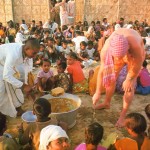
[
  {"x1": 0, "y1": 38, "x2": 40, "y2": 117},
  {"x1": 72, "y1": 31, "x2": 88, "y2": 53}
]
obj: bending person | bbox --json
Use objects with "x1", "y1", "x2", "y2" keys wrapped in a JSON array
[
  {"x1": 92, "y1": 28, "x2": 145, "y2": 127},
  {"x1": 0, "y1": 38, "x2": 40, "y2": 117}
]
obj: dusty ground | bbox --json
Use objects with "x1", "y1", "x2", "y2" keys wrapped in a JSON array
[{"x1": 6, "y1": 63, "x2": 150, "y2": 149}]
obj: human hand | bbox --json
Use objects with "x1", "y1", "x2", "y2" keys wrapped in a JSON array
[
  {"x1": 39, "y1": 86, "x2": 44, "y2": 92},
  {"x1": 122, "y1": 78, "x2": 135, "y2": 93},
  {"x1": 22, "y1": 84, "x2": 33, "y2": 94},
  {"x1": 92, "y1": 93, "x2": 101, "y2": 105}
]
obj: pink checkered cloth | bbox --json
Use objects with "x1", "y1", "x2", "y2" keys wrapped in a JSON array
[{"x1": 103, "y1": 34, "x2": 129, "y2": 88}]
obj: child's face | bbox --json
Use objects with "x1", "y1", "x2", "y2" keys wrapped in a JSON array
[
  {"x1": 47, "y1": 40, "x2": 54, "y2": 47},
  {"x1": 42, "y1": 61, "x2": 51, "y2": 73},
  {"x1": 67, "y1": 56, "x2": 75, "y2": 65},
  {"x1": 62, "y1": 43, "x2": 67, "y2": 49},
  {"x1": 87, "y1": 44, "x2": 93, "y2": 50},
  {"x1": 40, "y1": 45, "x2": 45, "y2": 51},
  {"x1": 57, "y1": 66, "x2": 65, "y2": 74},
  {"x1": 80, "y1": 44, "x2": 86, "y2": 50}
]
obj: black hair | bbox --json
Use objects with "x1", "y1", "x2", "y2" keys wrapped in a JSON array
[
  {"x1": 44, "y1": 30, "x2": 50, "y2": 34},
  {"x1": 22, "y1": 19, "x2": 25, "y2": 24},
  {"x1": 120, "y1": 17, "x2": 124, "y2": 21},
  {"x1": 143, "y1": 38, "x2": 146, "y2": 45},
  {"x1": 75, "y1": 31, "x2": 81, "y2": 35},
  {"x1": 33, "y1": 98, "x2": 51, "y2": 117},
  {"x1": 87, "y1": 40, "x2": 93, "y2": 46},
  {"x1": 85, "y1": 122, "x2": 104, "y2": 145},
  {"x1": 58, "y1": 62, "x2": 67, "y2": 70},
  {"x1": 40, "y1": 58, "x2": 51, "y2": 66},
  {"x1": 32, "y1": 20, "x2": 35, "y2": 23},
  {"x1": 103, "y1": 18, "x2": 107, "y2": 22},
  {"x1": 142, "y1": 60, "x2": 147, "y2": 68},
  {"x1": 80, "y1": 41, "x2": 87, "y2": 47},
  {"x1": 125, "y1": 113, "x2": 147, "y2": 134},
  {"x1": 46, "y1": 37, "x2": 54, "y2": 42},
  {"x1": 8, "y1": 35, "x2": 15, "y2": 43},
  {"x1": 67, "y1": 52, "x2": 78, "y2": 60},
  {"x1": 24, "y1": 38, "x2": 40, "y2": 51},
  {"x1": 61, "y1": 40, "x2": 68, "y2": 44},
  {"x1": 145, "y1": 104, "x2": 150, "y2": 120},
  {"x1": 0, "y1": 114, "x2": 6, "y2": 134}
]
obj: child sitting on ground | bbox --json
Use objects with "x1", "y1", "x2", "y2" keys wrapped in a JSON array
[
  {"x1": 86, "y1": 40, "x2": 95, "y2": 60},
  {"x1": 34, "y1": 43, "x2": 48, "y2": 67},
  {"x1": 59, "y1": 40, "x2": 71, "y2": 58},
  {"x1": 108, "y1": 113, "x2": 150, "y2": 150},
  {"x1": 35, "y1": 59, "x2": 54, "y2": 92},
  {"x1": 77, "y1": 41, "x2": 88, "y2": 61},
  {"x1": 67, "y1": 52, "x2": 88, "y2": 93},
  {"x1": 136, "y1": 60, "x2": 150, "y2": 95},
  {"x1": 18, "y1": 98, "x2": 67, "y2": 150},
  {"x1": 145, "y1": 104, "x2": 150, "y2": 138},
  {"x1": 75, "y1": 122, "x2": 107, "y2": 150},
  {"x1": 0, "y1": 114, "x2": 21, "y2": 150},
  {"x1": 54, "y1": 62, "x2": 71, "y2": 92}
]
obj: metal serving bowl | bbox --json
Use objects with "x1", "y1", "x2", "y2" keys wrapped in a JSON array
[{"x1": 41, "y1": 93, "x2": 82, "y2": 129}]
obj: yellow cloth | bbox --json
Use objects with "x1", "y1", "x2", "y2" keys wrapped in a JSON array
[
  {"x1": 114, "y1": 137, "x2": 150, "y2": 150},
  {"x1": 89, "y1": 66, "x2": 105, "y2": 96}
]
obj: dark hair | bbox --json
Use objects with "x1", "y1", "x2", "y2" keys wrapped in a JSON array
[
  {"x1": 58, "y1": 62, "x2": 67, "y2": 70},
  {"x1": 68, "y1": 52, "x2": 78, "y2": 60},
  {"x1": 75, "y1": 31, "x2": 81, "y2": 35},
  {"x1": 125, "y1": 113, "x2": 147, "y2": 134},
  {"x1": 44, "y1": 30, "x2": 50, "y2": 34},
  {"x1": 24, "y1": 38, "x2": 40, "y2": 51},
  {"x1": 80, "y1": 41, "x2": 87, "y2": 47},
  {"x1": 145, "y1": 104, "x2": 150, "y2": 119},
  {"x1": 46, "y1": 37, "x2": 54, "y2": 42},
  {"x1": 103, "y1": 18, "x2": 107, "y2": 22},
  {"x1": 33, "y1": 98, "x2": 51, "y2": 117},
  {"x1": 22, "y1": 19, "x2": 25, "y2": 24},
  {"x1": 40, "y1": 58, "x2": 51, "y2": 66},
  {"x1": 8, "y1": 35, "x2": 15, "y2": 43},
  {"x1": 0, "y1": 114, "x2": 6, "y2": 134},
  {"x1": 142, "y1": 60, "x2": 147, "y2": 68},
  {"x1": 61, "y1": 40, "x2": 68, "y2": 44},
  {"x1": 85, "y1": 122, "x2": 104, "y2": 145},
  {"x1": 32, "y1": 20, "x2": 35, "y2": 23},
  {"x1": 87, "y1": 40, "x2": 93, "y2": 46}
]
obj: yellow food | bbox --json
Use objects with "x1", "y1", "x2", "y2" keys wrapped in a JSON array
[
  {"x1": 48, "y1": 98, "x2": 77, "y2": 113},
  {"x1": 51, "y1": 87, "x2": 64, "y2": 97}
]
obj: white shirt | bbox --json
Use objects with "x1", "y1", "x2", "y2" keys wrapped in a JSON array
[
  {"x1": 86, "y1": 48, "x2": 95, "y2": 59},
  {"x1": 15, "y1": 32, "x2": 26, "y2": 43},
  {"x1": 72, "y1": 36, "x2": 88, "y2": 52}
]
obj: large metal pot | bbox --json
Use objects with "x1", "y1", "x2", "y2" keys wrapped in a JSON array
[{"x1": 41, "y1": 93, "x2": 81, "y2": 129}]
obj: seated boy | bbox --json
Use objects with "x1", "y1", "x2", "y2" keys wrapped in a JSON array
[
  {"x1": 18, "y1": 98, "x2": 67, "y2": 150},
  {"x1": 108, "y1": 113, "x2": 150, "y2": 150},
  {"x1": 54, "y1": 62, "x2": 71, "y2": 93}
]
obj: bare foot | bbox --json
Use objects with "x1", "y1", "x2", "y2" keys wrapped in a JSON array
[
  {"x1": 115, "y1": 116, "x2": 125, "y2": 128},
  {"x1": 93, "y1": 103, "x2": 110, "y2": 110}
]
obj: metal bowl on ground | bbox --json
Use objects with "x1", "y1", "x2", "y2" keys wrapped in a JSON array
[
  {"x1": 21, "y1": 111, "x2": 37, "y2": 123},
  {"x1": 41, "y1": 93, "x2": 81, "y2": 129}
]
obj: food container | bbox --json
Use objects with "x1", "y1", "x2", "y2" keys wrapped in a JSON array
[{"x1": 41, "y1": 93, "x2": 81, "y2": 129}]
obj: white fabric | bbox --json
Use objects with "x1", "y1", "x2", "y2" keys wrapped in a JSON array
[
  {"x1": 20, "y1": 24, "x2": 28, "y2": 31},
  {"x1": 39, "y1": 125, "x2": 68, "y2": 150},
  {"x1": 86, "y1": 48, "x2": 95, "y2": 59},
  {"x1": 0, "y1": 43, "x2": 32, "y2": 117},
  {"x1": 43, "y1": 21, "x2": 49, "y2": 29},
  {"x1": 15, "y1": 32, "x2": 26, "y2": 43},
  {"x1": 115, "y1": 24, "x2": 121, "y2": 31},
  {"x1": 126, "y1": 24, "x2": 133, "y2": 29},
  {"x1": 72, "y1": 36, "x2": 88, "y2": 52}
]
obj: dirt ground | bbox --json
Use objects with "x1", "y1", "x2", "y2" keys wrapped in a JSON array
[{"x1": 6, "y1": 64, "x2": 150, "y2": 150}]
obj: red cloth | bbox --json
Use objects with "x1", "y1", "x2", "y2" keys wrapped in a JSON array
[{"x1": 67, "y1": 61, "x2": 85, "y2": 83}]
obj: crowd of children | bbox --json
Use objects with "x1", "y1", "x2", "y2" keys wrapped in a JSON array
[{"x1": 0, "y1": 16, "x2": 150, "y2": 149}]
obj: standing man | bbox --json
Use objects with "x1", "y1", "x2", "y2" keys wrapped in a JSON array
[
  {"x1": 51, "y1": 0, "x2": 69, "y2": 27},
  {"x1": 0, "y1": 38, "x2": 40, "y2": 117},
  {"x1": 92, "y1": 28, "x2": 145, "y2": 127}
]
